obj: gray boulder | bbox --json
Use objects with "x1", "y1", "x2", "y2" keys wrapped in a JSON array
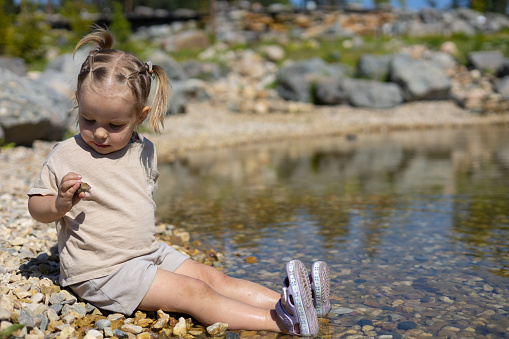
[
  {"x1": 494, "y1": 76, "x2": 509, "y2": 99},
  {"x1": 344, "y1": 79, "x2": 404, "y2": 109},
  {"x1": 448, "y1": 18, "x2": 477, "y2": 36},
  {"x1": 484, "y1": 13, "x2": 509, "y2": 33},
  {"x1": 41, "y1": 51, "x2": 88, "y2": 97},
  {"x1": 314, "y1": 78, "x2": 349, "y2": 105},
  {"x1": 497, "y1": 59, "x2": 509, "y2": 78},
  {"x1": 167, "y1": 79, "x2": 210, "y2": 115},
  {"x1": 182, "y1": 60, "x2": 224, "y2": 80},
  {"x1": 389, "y1": 54, "x2": 451, "y2": 101},
  {"x1": 147, "y1": 50, "x2": 188, "y2": 82},
  {"x1": 0, "y1": 57, "x2": 27, "y2": 76},
  {"x1": 427, "y1": 51, "x2": 457, "y2": 71},
  {"x1": 161, "y1": 29, "x2": 210, "y2": 53},
  {"x1": 0, "y1": 69, "x2": 71, "y2": 146},
  {"x1": 356, "y1": 54, "x2": 392, "y2": 81},
  {"x1": 468, "y1": 50, "x2": 505, "y2": 74},
  {"x1": 315, "y1": 78, "x2": 403, "y2": 109},
  {"x1": 277, "y1": 73, "x2": 313, "y2": 103},
  {"x1": 277, "y1": 58, "x2": 348, "y2": 102}
]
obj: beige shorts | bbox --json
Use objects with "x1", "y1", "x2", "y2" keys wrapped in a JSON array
[{"x1": 69, "y1": 242, "x2": 188, "y2": 315}]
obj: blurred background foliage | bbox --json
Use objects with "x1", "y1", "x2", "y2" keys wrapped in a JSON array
[{"x1": 0, "y1": 0, "x2": 509, "y2": 70}]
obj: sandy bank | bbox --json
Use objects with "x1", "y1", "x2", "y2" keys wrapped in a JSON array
[{"x1": 150, "y1": 101, "x2": 509, "y2": 162}]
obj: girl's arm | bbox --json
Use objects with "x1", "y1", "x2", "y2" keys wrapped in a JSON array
[{"x1": 28, "y1": 172, "x2": 85, "y2": 223}]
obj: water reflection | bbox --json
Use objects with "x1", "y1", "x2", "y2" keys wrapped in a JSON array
[{"x1": 154, "y1": 126, "x2": 509, "y2": 337}]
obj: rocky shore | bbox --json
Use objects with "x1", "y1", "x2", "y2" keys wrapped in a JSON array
[
  {"x1": 0, "y1": 118, "x2": 226, "y2": 338},
  {"x1": 1, "y1": 100, "x2": 509, "y2": 338}
]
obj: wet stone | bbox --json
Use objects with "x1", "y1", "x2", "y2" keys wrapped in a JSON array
[
  {"x1": 358, "y1": 319, "x2": 373, "y2": 327},
  {"x1": 333, "y1": 307, "x2": 354, "y2": 315},
  {"x1": 398, "y1": 321, "x2": 418, "y2": 330},
  {"x1": 225, "y1": 331, "x2": 240, "y2": 339}
]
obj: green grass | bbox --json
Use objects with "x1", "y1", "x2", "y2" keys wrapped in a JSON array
[
  {"x1": 0, "y1": 324, "x2": 24, "y2": 338},
  {"x1": 22, "y1": 29, "x2": 509, "y2": 76},
  {"x1": 168, "y1": 31, "x2": 509, "y2": 69}
]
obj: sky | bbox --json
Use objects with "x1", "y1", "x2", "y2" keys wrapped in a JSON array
[
  {"x1": 297, "y1": 0, "x2": 453, "y2": 10},
  {"x1": 370, "y1": 0, "x2": 451, "y2": 10}
]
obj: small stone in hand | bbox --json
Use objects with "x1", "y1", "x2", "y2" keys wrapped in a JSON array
[{"x1": 76, "y1": 182, "x2": 91, "y2": 195}]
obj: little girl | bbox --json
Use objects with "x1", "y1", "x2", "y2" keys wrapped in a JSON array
[{"x1": 27, "y1": 27, "x2": 331, "y2": 336}]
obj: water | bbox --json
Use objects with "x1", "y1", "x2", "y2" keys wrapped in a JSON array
[{"x1": 153, "y1": 126, "x2": 509, "y2": 338}]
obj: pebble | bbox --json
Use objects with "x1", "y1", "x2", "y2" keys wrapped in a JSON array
[
  {"x1": 333, "y1": 307, "x2": 354, "y2": 315},
  {"x1": 85, "y1": 329, "x2": 104, "y2": 339},
  {"x1": 95, "y1": 318, "x2": 111, "y2": 330},
  {"x1": 173, "y1": 317, "x2": 187, "y2": 336},
  {"x1": 397, "y1": 321, "x2": 417, "y2": 330},
  {"x1": 112, "y1": 329, "x2": 128, "y2": 338},
  {"x1": 207, "y1": 322, "x2": 228, "y2": 336},
  {"x1": 226, "y1": 331, "x2": 240, "y2": 339}
]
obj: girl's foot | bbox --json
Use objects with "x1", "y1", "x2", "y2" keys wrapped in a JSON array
[
  {"x1": 310, "y1": 261, "x2": 331, "y2": 317},
  {"x1": 275, "y1": 259, "x2": 319, "y2": 336}
]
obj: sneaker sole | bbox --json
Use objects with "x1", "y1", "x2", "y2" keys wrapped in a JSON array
[
  {"x1": 312, "y1": 261, "x2": 331, "y2": 317},
  {"x1": 287, "y1": 260, "x2": 319, "y2": 336}
]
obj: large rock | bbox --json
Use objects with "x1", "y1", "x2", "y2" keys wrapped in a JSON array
[
  {"x1": 0, "y1": 57, "x2": 27, "y2": 76},
  {"x1": 181, "y1": 60, "x2": 224, "y2": 80},
  {"x1": 314, "y1": 78, "x2": 403, "y2": 108},
  {"x1": 389, "y1": 54, "x2": 451, "y2": 101},
  {"x1": 344, "y1": 79, "x2": 404, "y2": 108},
  {"x1": 494, "y1": 76, "x2": 509, "y2": 99},
  {"x1": 314, "y1": 78, "x2": 348, "y2": 105},
  {"x1": 277, "y1": 58, "x2": 348, "y2": 102},
  {"x1": 277, "y1": 73, "x2": 312, "y2": 103},
  {"x1": 0, "y1": 69, "x2": 71, "y2": 146},
  {"x1": 41, "y1": 53, "x2": 85, "y2": 98},
  {"x1": 161, "y1": 29, "x2": 210, "y2": 53},
  {"x1": 468, "y1": 50, "x2": 505, "y2": 74},
  {"x1": 356, "y1": 54, "x2": 392, "y2": 81},
  {"x1": 167, "y1": 79, "x2": 210, "y2": 115},
  {"x1": 147, "y1": 50, "x2": 188, "y2": 82}
]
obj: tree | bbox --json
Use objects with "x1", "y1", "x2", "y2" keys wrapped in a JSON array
[
  {"x1": 0, "y1": 0, "x2": 14, "y2": 54},
  {"x1": 110, "y1": 1, "x2": 131, "y2": 44},
  {"x1": 59, "y1": 0, "x2": 97, "y2": 42},
  {"x1": 471, "y1": 0, "x2": 509, "y2": 14},
  {"x1": 5, "y1": 0, "x2": 53, "y2": 63}
]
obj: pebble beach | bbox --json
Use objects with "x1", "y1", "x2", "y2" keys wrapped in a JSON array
[{"x1": 1, "y1": 100, "x2": 509, "y2": 338}]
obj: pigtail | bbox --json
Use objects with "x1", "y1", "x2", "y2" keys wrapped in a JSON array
[
  {"x1": 73, "y1": 26, "x2": 114, "y2": 57},
  {"x1": 147, "y1": 64, "x2": 170, "y2": 133}
]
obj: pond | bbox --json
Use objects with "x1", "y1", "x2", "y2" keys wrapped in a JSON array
[{"x1": 153, "y1": 125, "x2": 509, "y2": 338}]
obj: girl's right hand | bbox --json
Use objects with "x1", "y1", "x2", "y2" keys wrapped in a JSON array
[{"x1": 56, "y1": 172, "x2": 85, "y2": 214}]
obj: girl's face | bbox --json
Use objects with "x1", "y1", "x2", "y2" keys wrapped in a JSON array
[{"x1": 77, "y1": 90, "x2": 149, "y2": 155}]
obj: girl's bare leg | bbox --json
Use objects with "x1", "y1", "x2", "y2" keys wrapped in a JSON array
[
  {"x1": 138, "y1": 264, "x2": 285, "y2": 332},
  {"x1": 175, "y1": 259, "x2": 280, "y2": 309}
]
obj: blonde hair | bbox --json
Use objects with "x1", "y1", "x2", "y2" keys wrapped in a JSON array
[{"x1": 73, "y1": 27, "x2": 169, "y2": 133}]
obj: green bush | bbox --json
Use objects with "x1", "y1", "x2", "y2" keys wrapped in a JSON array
[
  {"x1": 0, "y1": 0, "x2": 14, "y2": 54},
  {"x1": 58, "y1": 0, "x2": 96, "y2": 49},
  {"x1": 4, "y1": 1, "x2": 53, "y2": 64}
]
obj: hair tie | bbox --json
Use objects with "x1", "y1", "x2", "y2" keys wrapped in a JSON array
[
  {"x1": 88, "y1": 48, "x2": 100, "y2": 72},
  {"x1": 146, "y1": 61, "x2": 153, "y2": 74}
]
